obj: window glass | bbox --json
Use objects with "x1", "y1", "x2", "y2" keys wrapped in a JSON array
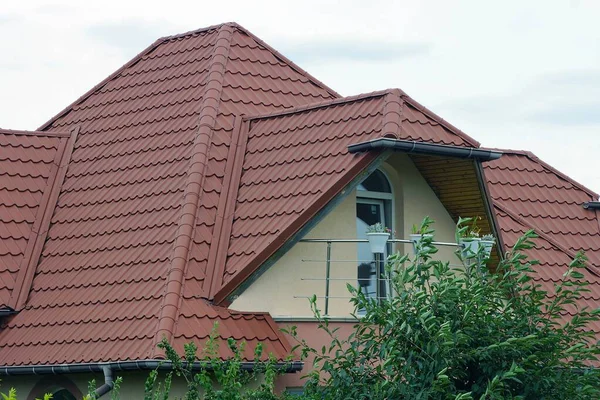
[
  {"x1": 356, "y1": 169, "x2": 393, "y2": 305},
  {"x1": 357, "y1": 169, "x2": 391, "y2": 193}
]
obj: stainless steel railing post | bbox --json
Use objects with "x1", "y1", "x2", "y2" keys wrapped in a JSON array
[{"x1": 324, "y1": 240, "x2": 332, "y2": 316}]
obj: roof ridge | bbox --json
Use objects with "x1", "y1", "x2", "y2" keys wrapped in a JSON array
[
  {"x1": 494, "y1": 201, "x2": 600, "y2": 274},
  {"x1": 159, "y1": 22, "x2": 340, "y2": 99},
  {"x1": 158, "y1": 22, "x2": 232, "y2": 42},
  {"x1": 382, "y1": 89, "x2": 404, "y2": 138},
  {"x1": 228, "y1": 22, "x2": 340, "y2": 99},
  {"x1": 0, "y1": 128, "x2": 70, "y2": 138},
  {"x1": 247, "y1": 89, "x2": 393, "y2": 121},
  {"x1": 400, "y1": 93, "x2": 480, "y2": 148},
  {"x1": 152, "y1": 23, "x2": 234, "y2": 358}
]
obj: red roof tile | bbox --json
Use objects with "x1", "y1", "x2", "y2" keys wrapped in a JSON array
[
  {"x1": 485, "y1": 151, "x2": 600, "y2": 333},
  {"x1": 0, "y1": 128, "x2": 71, "y2": 310},
  {"x1": 485, "y1": 151, "x2": 600, "y2": 265},
  {"x1": 210, "y1": 89, "x2": 480, "y2": 302},
  {"x1": 2, "y1": 21, "x2": 597, "y2": 369},
  {"x1": 0, "y1": 22, "x2": 335, "y2": 366}
]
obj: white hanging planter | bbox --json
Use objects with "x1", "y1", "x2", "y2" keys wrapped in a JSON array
[
  {"x1": 366, "y1": 232, "x2": 390, "y2": 253},
  {"x1": 460, "y1": 237, "x2": 481, "y2": 259},
  {"x1": 480, "y1": 239, "x2": 495, "y2": 259},
  {"x1": 409, "y1": 233, "x2": 433, "y2": 254}
]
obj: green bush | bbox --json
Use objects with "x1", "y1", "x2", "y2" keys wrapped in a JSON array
[{"x1": 290, "y1": 217, "x2": 600, "y2": 399}]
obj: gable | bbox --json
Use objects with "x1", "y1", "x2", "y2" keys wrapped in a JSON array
[{"x1": 211, "y1": 89, "x2": 490, "y2": 303}]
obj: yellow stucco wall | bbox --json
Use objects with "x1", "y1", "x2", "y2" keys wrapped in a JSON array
[{"x1": 230, "y1": 153, "x2": 461, "y2": 318}]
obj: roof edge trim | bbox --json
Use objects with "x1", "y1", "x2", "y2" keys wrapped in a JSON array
[
  {"x1": 152, "y1": 24, "x2": 234, "y2": 356},
  {"x1": 474, "y1": 161, "x2": 507, "y2": 256},
  {"x1": 37, "y1": 38, "x2": 165, "y2": 131},
  {"x1": 348, "y1": 138, "x2": 503, "y2": 161},
  {"x1": 247, "y1": 90, "x2": 391, "y2": 122},
  {"x1": 159, "y1": 22, "x2": 340, "y2": 99},
  {"x1": 213, "y1": 151, "x2": 382, "y2": 305},
  {"x1": 228, "y1": 22, "x2": 340, "y2": 99},
  {"x1": 487, "y1": 149, "x2": 600, "y2": 199},
  {"x1": 0, "y1": 360, "x2": 303, "y2": 376}
]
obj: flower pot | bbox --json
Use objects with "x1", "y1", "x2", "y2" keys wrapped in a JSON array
[
  {"x1": 410, "y1": 233, "x2": 433, "y2": 254},
  {"x1": 460, "y1": 237, "x2": 481, "y2": 259},
  {"x1": 366, "y1": 232, "x2": 390, "y2": 253},
  {"x1": 480, "y1": 240, "x2": 495, "y2": 259}
]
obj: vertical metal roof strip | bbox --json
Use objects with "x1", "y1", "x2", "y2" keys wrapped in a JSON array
[
  {"x1": 152, "y1": 24, "x2": 233, "y2": 357},
  {"x1": 203, "y1": 116, "x2": 243, "y2": 295},
  {"x1": 474, "y1": 161, "x2": 507, "y2": 257},
  {"x1": 208, "y1": 118, "x2": 251, "y2": 298},
  {"x1": 9, "y1": 126, "x2": 80, "y2": 310}
]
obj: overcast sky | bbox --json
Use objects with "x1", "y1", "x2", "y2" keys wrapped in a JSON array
[{"x1": 1, "y1": 0, "x2": 599, "y2": 193}]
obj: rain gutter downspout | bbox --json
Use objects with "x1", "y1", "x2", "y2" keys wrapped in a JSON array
[
  {"x1": 348, "y1": 138, "x2": 503, "y2": 161},
  {"x1": 94, "y1": 365, "x2": 114, "y2": 398}
]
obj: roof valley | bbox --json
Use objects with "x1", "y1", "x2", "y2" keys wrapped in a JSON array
[{"x1": 152, "y1": 24, "x2": 234, "y2": 357}]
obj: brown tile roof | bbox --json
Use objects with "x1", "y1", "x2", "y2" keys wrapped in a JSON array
[
  {"x1": 0, "y1": 22, "x2": 335, "y2": 366},
  {"x1": 209, "y1": 89, "x2": 480, "y2": 303},
  {"x1": 1, "y1": 21, "x2": 598, "y2": 369},
  {"x1": 0, "y1": 128, "x2": 73, "y2": 310},
  {"x1": 484, "y1": 150, "x2": 600, "y2": 334}
]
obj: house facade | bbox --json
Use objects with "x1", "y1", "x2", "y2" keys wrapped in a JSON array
[{"x1": 1, "y1": 22, "x2": 599, "y2": 398}]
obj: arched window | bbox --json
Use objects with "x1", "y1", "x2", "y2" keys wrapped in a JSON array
[
  {"x1": 356, "y1": 169, "x2": 393, "y2": 303},
  {"x1": 27, "y1": 377, "x2": 82, "y2": 400}
]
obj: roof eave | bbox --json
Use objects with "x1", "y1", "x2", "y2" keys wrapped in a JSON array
[
  {"x1": 0, "y1": 360, "x2": 304, "y2": 376},
  {"x1": 348, "y1": 138, "x2": 503, "y2": 161}
]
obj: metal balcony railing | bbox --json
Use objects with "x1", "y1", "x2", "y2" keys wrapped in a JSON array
[{"x1": 296, "y1": 238, "x2": 461, "y2": 316}]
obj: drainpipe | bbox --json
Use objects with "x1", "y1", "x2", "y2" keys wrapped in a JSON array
[
  {"x1": 583, "y1": 201, "x2": 600, "y2": 210},
  {"x1": 94, "y1": 365, "x2": 114, "y2": 398}
]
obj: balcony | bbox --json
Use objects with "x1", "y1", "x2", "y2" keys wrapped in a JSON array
[{"x1": 291, "y1": 237, "x2": 464, "y2": 318}]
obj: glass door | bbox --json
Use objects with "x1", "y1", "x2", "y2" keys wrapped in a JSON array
[{"x1": 356, "y1": 198, "x2": 387, "y2": 300}]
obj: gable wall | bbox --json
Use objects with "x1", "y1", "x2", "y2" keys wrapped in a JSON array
[{"x1": 230, "y1": 154, "x2": 461, "y2": 317}]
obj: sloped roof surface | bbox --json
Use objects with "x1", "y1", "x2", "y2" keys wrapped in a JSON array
[
  {"x1": 212, "y1": 89, "x2": 481, "y2": 301},
  {"x1": 0, "y1": 129, "x2": 70, "y2": 308},
  {"x1": 0, "y1": 23, "x2": 334, "y2": 365},
  {"x1": 2, "y1": 21, "x2": 598, "y2": 368},
  {"x1": 484, "y1": 151, "x2": 600, "y2": 334}
]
